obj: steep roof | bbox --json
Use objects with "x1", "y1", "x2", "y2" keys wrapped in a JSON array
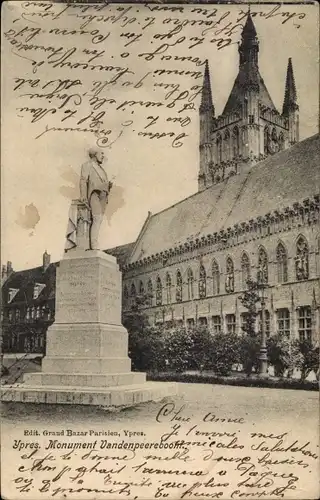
[
  {"x1": 2, "y1": 263, "x2": 58, "y2": 305},
  {"x1": 128, "y1": 134, "x2": 320, "y2": 263},
  {"x1": 242, "y1": 11, "x2": 257, "y2": 38},
  {"x1": 223, "y1": 68, "x2": 277, "y2": 115},
  {"x1": 223, "y1": 11, "x2": 278, "y2": 116},
  {"x1": 105, "y1": 242, "x2": 135, "y2": 267}
]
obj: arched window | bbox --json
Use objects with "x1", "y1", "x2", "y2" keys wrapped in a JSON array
[
  {"x1": 139, "y1": 280, "x2": 144, "y2": 296},
  {"x1": 224, "y1": 129, "x2": 230, "y2": 159},
  {"x1": 212, "y1": 260, "x2": 220, "y2": 295},
  {"x1": 147, "y1": 279, "x2": 153, "y2": 306},
  {"x1": 166, "y1": 273, "x2": 172, "y2": 304},
  {"x1": 225, "y1": 257, "x2": 234, "y2": 293},
  {"x1": 276, "y1": 243, "x2": 288, "y2": 283},
  {"x1": 187, "y1": 268, "x2": 194, "y2": 300},
  {"x1": 199, "y1": 264, "x2": 207, "y2": 299},
  {"x1": 130, "y1": 283, "x2": 136, "y2": 306},
  {"x1": 271, "y1": 127, "x2": 277, "y2": 141},
  {"x1": 216, "y1": 134, "x2": 222, "y2": 163},
  {"x1": 241, "y1": 253, "x2": 251, "y2": 289},
  {"x1": 264, "y1": 126, "x2": 270, "y2": 155},
  {"x1": 258, "y1": 247, "x2": 268, "y2": 284},
  {"x1": 156, "y1": 277, "x2": 162, "y2": 306},
  {"x1": 232, "y1": 126, "x2": 240, "y2": 158},
  {"x1": 296, "y1": 236, "x2": 309, "y2": 280},
  {"x1": 176, "y1": 270, "x2": 183, "y2": 303}
]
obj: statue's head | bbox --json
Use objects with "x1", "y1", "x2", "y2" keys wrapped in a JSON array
[{"x1": 88, "y1": 148, "x2": 105, "y2": 165}]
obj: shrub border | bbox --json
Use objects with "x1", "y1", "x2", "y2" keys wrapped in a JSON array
[{"x1": 147, "y1": 372, "x2": 319, "y2": 391}]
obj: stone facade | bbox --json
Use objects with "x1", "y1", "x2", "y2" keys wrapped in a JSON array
[
  {"x1": 121, "y1": 15, "x2": 319, "y2": 344},
  {"x1": 198, "y1": 13, "x2": 299, "y2": 192},
  {"x1": 122, "y1": 201, "x2": 319, "y2": 342}
]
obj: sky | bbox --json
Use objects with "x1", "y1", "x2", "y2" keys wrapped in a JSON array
[{"x1": 1, "y1": 1, "x2": 319, "y2": 271}]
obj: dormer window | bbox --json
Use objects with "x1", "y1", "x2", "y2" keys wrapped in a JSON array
[
  {"x1": 33, "y1": 283, "x2": 46, "y2": 300},
  {"x1": 8, "y1": 288, "x2": 19, "y2": 304}
]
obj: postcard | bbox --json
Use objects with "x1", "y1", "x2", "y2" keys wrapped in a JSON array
[{"x1": 1, "y1": 1, "x2": 319, "y2": 499}]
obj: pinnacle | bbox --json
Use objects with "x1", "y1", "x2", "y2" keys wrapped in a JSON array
[
  {"x1": 282, "y1": 58, "x2": 298, "y2": 115},
  {"x1": 200, "y1": 60, "x2": 214, "y2": 114},
  {"x1": 242, "y1": 10, "x2": 257, "y2": 39}
]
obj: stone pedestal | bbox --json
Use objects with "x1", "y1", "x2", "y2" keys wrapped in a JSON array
[{"x1": 1, "y1": 251, "x2": 176, "y2": 406}]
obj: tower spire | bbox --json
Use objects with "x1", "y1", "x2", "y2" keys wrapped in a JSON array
[
  {"x1": 200, "y1": 60, "x2": 214, "y2": 115},
  {"x1": 282, "y1": 57, "x2": 298, "y2": 115},
  {"x1": 238, "y1": 10, "x2": 259, "y2": 67}
]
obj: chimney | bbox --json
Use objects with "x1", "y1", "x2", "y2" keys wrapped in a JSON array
[
  {"x1": 2, "y1": 265, "x2": 7, "y2": 280},
  {"x1": 7, "y1": 261, "x2": 13, "y2": 276},
  {"x1": 43, "y1": 250, "x2": 51, "y2": 271}
]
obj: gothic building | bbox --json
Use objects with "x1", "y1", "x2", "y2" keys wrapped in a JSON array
[
  {"x1": 121, "y1": 14, "x2": 319, "y2": 343},
  {"x1": 1, "y1": 14, "x2": 319, "y2": 353},
  {"x1": 198, "y1": 13, "x2": 299, "y2": 191}
]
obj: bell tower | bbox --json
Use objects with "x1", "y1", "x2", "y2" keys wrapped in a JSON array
[{"x1": 198, "y1": 10, "x2": 299, "y2": 192}]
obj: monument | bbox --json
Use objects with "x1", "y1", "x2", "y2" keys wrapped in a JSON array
[{"x1": 1, "y1": 149, "x2": 177, "y2": 406}]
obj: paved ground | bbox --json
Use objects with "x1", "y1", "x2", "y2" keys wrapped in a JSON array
[
  {"x1": 1, "y1": 381, "x2": 318, "y2": 427},
  {"x1": 1, "y1": 383, "x2": 319, "y2": 499}
]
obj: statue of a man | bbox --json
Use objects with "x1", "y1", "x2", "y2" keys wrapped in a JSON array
[{"x1": 65, "y1": 148, "x2": 113, "y2": 252}]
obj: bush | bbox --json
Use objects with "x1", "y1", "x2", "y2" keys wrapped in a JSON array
[
  {"x1": 164, "y1": 327, "x2": 193, "y2": 373},
  {"x1": 296, "y1": 339, "x2": 319, "y2": 381},
  {"x1": 128, "y1": 326, "x2": 166, "y2": 373},
  {"x1": 239, "y1": 334, "x2": 261, "y2": 376},
  {"x1": 148, "y1": 372, "x2": 318, "y2": 391},
  {"x1": 188, "y1": 326, "x2": 215, "y2": 371},
  {"x1": 267, "y1": 334, "x2": 303, "y2": 378},
  {"x1": 208, "y1": 333, "x2": 240, "y2": 376}
]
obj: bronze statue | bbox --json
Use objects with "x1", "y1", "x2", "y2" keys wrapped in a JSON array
[{"x1": 65, "y1": 148, "x2": 113, "y2": 252}]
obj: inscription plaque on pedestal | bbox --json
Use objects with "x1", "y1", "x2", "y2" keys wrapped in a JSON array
[{"x1": 1, "y1": 249, "x2": 177, "y2": 406}]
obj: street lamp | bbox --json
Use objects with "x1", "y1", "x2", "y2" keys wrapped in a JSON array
[{"x1": 257, "y1": 272, "x2": 268, "y2": 377}]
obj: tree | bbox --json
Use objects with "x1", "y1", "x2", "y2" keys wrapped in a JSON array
[
  {"x1": 239, "y1": 279, "x2": 262, "y2": 375},
  {"x1": 239, "y1": 279, "x2": 261, "y2": 337},
  {"x1": 122, "y1": 293, "x2": 150, "y2": 334}
]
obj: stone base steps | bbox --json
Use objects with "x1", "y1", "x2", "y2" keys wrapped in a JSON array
[
  {"x1": 23, "y1": 371, "x2": 146, "y2": 387},
  {"x1": 1, "y1": 382, "x2": 178, "y2": 407}
]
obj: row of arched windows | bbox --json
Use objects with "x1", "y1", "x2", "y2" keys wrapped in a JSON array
[
  {"x1": 216, "y1": 126, "x2": 240, "y2": 163},
  {"x1": 124, "y1": 237, "x2": 310, "y2": 307}
]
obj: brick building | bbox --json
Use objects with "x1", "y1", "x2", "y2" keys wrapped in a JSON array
[{"x1": 1, "y1": 252, "x2": 57, "y2": 353}]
